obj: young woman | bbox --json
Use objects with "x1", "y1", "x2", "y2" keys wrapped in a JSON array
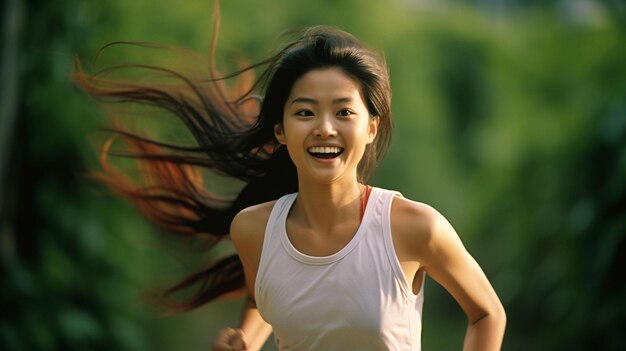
[{"x1": 74, "y1": 17, "x2": 505, "y2": 351}]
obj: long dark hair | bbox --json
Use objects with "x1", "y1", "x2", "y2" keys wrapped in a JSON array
[{"x1": 72, "y1": 9, "x2": 393, "y2": 313}]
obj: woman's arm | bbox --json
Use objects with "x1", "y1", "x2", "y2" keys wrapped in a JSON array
[
  {"x1": 213, "y1": 297, "x2": 272, "y2": 351},
  {"x1": 213, "y1": 203, "x2": 274, "y2": 351},
  {"x1": 394, "y1": 198, "x2": 506, "y2": 350},
  {"x1": 238, "y1": 297, "x2": 273, "y2": 350}
]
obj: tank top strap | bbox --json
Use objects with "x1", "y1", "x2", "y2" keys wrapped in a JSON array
[
  {"x1": 263, "y1": 192, "x2": 297, "y2": 247},
  {"x1": 255, "y1": 193, "x2": 298, "y2": 301},
  {"x1": 376, "y1": 188, "x2": 420, "y2": 300}
]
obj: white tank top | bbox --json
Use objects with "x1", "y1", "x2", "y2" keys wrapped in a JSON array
[{"x1": 255, "y1": 187, "x2": 424, "y2": 351}]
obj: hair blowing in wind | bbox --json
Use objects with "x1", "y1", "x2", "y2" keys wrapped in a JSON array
[{"x1": 72, "y1": 1, "x2": 393, "y2": 313}]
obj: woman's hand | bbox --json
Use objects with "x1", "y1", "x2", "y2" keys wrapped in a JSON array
[{"x1": 212, "y1": 328, "x2": 248, "y2": 351}]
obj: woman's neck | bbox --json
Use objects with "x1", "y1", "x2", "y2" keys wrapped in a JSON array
[{"x1": 293, "y1": 177, "x2": 365, "y2": 232}]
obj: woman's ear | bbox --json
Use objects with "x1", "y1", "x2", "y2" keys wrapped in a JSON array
[
  {"x1": 274, "y1": 123, "x2": 287, "y2": 145},
  {"x1": 367, "y1": 116, "x2": 380, "y2": 144}
]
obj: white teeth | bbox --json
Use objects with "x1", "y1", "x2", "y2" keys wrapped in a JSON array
[{"x1": 308, "y1": 146, "x2": 343, "y2": 154}]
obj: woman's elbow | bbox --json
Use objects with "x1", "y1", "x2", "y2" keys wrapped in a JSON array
[
  {"x1": 491, "y1": 302, "x2": 507, "y2": 331},
  {"x1": 471, "y1": 302, "x2": 507, "y2": 328}
]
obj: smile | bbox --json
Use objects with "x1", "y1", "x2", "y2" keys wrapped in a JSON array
[{"x1": 307, "y1": 146, "x2": 344, "y2": 159}]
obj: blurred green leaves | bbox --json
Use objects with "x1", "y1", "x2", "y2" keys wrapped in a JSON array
[{"x1": 1, "y1": 0, "x2": 625, "y2": 350}]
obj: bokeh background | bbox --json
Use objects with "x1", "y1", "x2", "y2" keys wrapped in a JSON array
[{"x1": 1, "y1": 0, "x2": 625, "y2": 350}]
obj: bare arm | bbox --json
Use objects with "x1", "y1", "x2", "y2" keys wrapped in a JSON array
[
  {"x1": 238, "y1": 297, "x2": 273, "y2": 350},
  {"x1": 394, "y1": 199, "x2": 506, "y2": 350},
  {"x1": 426, "y1": 209, "x2": 505, "y2": 350},
  {"x1": 213, "y1": 204, "x2": 274, "y2": 351}
]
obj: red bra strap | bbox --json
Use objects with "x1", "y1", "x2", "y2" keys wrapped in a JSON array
[{"x1": 359, "y1": 185, "x2": 372, "y2": 222}]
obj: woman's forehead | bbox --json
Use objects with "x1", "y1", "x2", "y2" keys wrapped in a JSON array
[{"x1": 287, "y1": 68, "x2": 365, "y2": 106}]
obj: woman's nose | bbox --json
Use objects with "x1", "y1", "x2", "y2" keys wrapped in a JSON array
[{"x1": 314, "y1": 116, "x2": 337, "y2": 137}]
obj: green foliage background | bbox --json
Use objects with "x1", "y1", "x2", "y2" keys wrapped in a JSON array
[{"x1": 1, "y1": 0, "x2": 624, "y2": 350}]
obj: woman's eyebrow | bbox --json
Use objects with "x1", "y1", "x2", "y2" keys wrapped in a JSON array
[
  {"x1": 291, "y1": 97, "x2": 317, "y2": 104},
  {"x1": 291, "y1": 97, "x2": 354, "y2": 104}
]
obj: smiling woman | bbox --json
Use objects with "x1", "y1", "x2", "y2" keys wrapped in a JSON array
[
  {"x1": 73, "y1": 7, "x2": 506, "y2": 351},
  {"x1": 275, "y1": 68, "x2": 379, "y2": 186}
]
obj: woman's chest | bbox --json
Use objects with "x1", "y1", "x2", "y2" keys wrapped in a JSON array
[{"x1": 257, "y1": 250, "x2": 409, "y2": 341}]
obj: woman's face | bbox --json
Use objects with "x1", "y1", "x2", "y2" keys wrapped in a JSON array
[{"x1": 275, "y1": 67, "x2": 379, "y2": 185}]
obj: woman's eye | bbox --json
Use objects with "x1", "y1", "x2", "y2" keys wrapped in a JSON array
[
  {"x1": 337, "y1": 109, "x2": 355, "y2": 117},
  {"x1": 295, "y1": 110, "x2": 314, "y2": 117}
]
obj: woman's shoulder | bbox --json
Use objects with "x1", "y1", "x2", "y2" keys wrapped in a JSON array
[
  {"x1": 390, "y1": 195, "x2": 442, "y2": 233},
  {"x1": 230, "y1": 200, "x2": 278, "y2": 239},
  {"x1": 389, "y1": 194, "x2": 453, "y2": 258},
  {"x1": 229, "y1": 200, "x2": 279, "y2": 269}
]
